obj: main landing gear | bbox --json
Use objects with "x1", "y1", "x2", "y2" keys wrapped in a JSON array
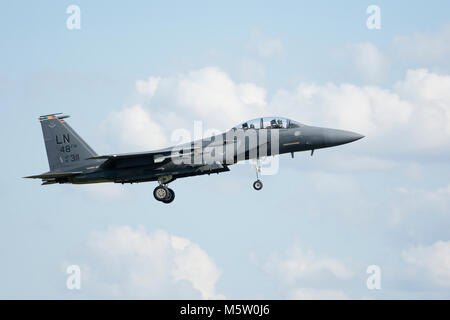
[
  {"x1": 153, "y1": 176, "x2": 175, "y2": 204},
  {"x1": 153, "y1": 185, "x2": 175, "y2": 203},
  {"x1": 253, "y1": 158, "x2": 263, "y2": 191}
]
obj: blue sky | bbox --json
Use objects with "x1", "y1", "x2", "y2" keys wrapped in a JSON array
[{"x1": 1, "y1": 1, "x2": 450, "y2": 299}]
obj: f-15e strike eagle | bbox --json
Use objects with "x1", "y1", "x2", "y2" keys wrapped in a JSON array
[{"x1": 25, "y1": 113, "x2": 364, "y2": 203}]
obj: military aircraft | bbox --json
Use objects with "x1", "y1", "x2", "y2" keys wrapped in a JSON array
[{"x1": 25, "y1": 113, "x2": 364, "y2": 203}]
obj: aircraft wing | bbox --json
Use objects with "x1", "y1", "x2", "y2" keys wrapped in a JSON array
[
  {"x1": 151, "y1": 161, "x2": 230, "y2": 180},
  {"x1": 89, "y1": 146, "x2": 202, "y2": 169}
]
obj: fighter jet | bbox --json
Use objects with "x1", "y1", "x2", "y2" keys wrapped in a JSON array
[{"x1": 25, "y1": 114, "x2": 364, "y2": 203}]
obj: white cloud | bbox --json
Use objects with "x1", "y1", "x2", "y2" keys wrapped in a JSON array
[
  {"x1": 348, "y1": 42, "x2": 389, "y2": 83},
  {"x1": 101, "y1": 104, "x2": 168, "y2": 151},
  {"x1": 260, "y1": 241, "x2": 352, "y2": 300},
  {"x1": 393, "y1": 24, "x2": 450, "y2": 64},
  {"x1": 263, "y1": 241, "x2": 352, "y2": 283},
  {"x1": 271, "y1": 68, "x2": 450, "y2": 152},
  {"x1": 271, "y1": 81, "x2": 412, "y2": 136},
  {"x1": 402, "y1": 240, "x2": 450, "y2": 287},
  {"x1": 101, "y1": 67, "x2": 270, "y2": 151},
  {"x1": 246, "y1": 30, "x2": 284, "y2": 58},
  {"x1": 77, "y1": 226, "x2": 224, "y2": 299},
  {"x1": 171, "y1": 236, "x2": 224, "y2": 300},
  {"x1": 237, "y1": 83, "x2": 267, "y2": 106},
  {"x1": 388, "y1": 184, "x2": 450, "y2": 227},
  {"x1": 238, "y1": 58, "x2": 266, "y2": 82},
  {"x1": 289, "y1": 288, "x2": 348, "y2": 300},
  {"x1": 100, "y1": 67, "x2": 450, "y2": 157},
  {"x1": 136, "y1": 76, "x2": 160, "y2": 97},
  {"x1": 394, "y1": 69, "x2": 450, "y2": 146},
  {"x1": 169, "y1": 67, "x2": 267, "y2": 128}
]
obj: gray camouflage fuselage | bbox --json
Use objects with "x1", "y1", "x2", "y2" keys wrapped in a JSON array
[{"x1": 26, "y1": 115, "x2": 364, "y2": 189}]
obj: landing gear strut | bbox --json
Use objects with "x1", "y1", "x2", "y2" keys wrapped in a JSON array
[
  {"x1": 253, "y1": 158, "x2": 263, "y2": 191},
  {"x1": 153, "y1": 176, "x2": 175, "y2": 203}
]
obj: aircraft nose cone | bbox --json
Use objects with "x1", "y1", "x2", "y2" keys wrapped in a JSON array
[{"x1": 326, "y1": 129, "x2": 364, "y2": 147}]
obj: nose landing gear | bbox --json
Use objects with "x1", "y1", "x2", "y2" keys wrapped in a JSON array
[
  {"x1": 253, "y1": 158, "x2": 263, "y2": 191},
  {"x1": 253, "y1": 180, "x2": 263, "y2": 190}
]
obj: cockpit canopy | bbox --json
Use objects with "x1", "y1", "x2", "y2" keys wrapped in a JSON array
[{"x1": 232, "y1": 117, "x2": 303, "y2": 130}]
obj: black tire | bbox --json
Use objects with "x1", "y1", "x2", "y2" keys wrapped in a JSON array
[
  {"x1": 162, "y1": 188, "x2": 175, "y2": 204},
  {"x1": 253, "y1": 180, "x2": 263, "y2": 190},
  {"x1": 153, "y1": 185, "x2": 169, "y2": 201}
]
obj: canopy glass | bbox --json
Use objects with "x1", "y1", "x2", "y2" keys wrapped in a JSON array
[{"x1": 233, "y1": 117, "x2": 303, "y2": 130}]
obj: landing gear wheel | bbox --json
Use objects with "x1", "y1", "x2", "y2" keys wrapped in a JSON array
[
  {"x1": 161, "y1": 188, "x2": 175, "y2": 204},
  {"x1": 253, "y1": 180, "x2": 263, "y2": 190},
  {"x1": 153, "y1": 185, "x2": 169, "y2": 201}
]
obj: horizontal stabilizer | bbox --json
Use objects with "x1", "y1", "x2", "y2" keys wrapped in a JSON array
[{"x1": 41, "y1": 180, "x2": 58, "y2": 185}]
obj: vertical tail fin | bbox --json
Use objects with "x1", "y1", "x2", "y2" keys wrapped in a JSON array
[{"x1": 39, "y1": 113, "x2": 98, "y2": 172}]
